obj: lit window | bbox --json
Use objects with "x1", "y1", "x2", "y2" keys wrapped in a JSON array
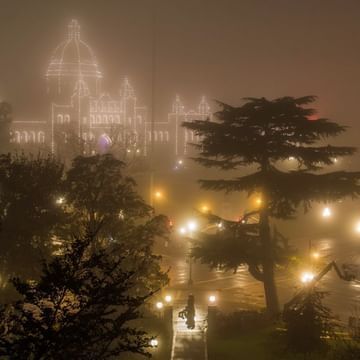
[{"x1": 57, "y1": 114, "x2": 63, "y2": 124}]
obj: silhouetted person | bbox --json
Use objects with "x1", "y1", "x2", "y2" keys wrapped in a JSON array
[{"x1": 178, "y1": 294, "x2": 195, "y2": 329}]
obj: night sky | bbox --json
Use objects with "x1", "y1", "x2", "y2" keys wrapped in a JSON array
[{"x1": 1, "y1": 0, "x2": 360, "y2": 154}]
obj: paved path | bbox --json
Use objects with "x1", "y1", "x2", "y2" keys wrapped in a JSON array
[{"x1": 171, "y1": 304, "x2": 208, "y2": 360}]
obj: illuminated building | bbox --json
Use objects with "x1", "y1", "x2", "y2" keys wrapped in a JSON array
[{"x1": 10, "y1": 20, "x2": 210, "y2": 159}]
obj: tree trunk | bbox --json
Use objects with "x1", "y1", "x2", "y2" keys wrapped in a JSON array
[{"x1": 259, "y1": 206, "x2": 280, "y2": 316}]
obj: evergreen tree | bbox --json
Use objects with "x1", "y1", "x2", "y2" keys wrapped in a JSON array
[
  {"x1": 0, "y1": 102, "x2": 12, "y2": 153},
  {"x1": 183, "y1": 96, "x2": 360, "y2": 315},
  {"x1": 0, "y1": 223, "x2": 168, "y2": 359}
]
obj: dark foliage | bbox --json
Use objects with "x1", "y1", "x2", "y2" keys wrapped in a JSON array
[
  {"x1": 0, "y1": 223, "x2": 168, "y2": 359},
  {"x1": 0, "y1": 153, "x2": 65, "y2": 279},
  {"x1": 0, "y1": 102, "x2": 12, "y2": 153},
  {"x1": 283, "y1": 288, "x2": 335, "y2": 355},
  {"x1": 183, "y1": 96, "x2": 360, "y2": 315},
  {"x1": 192, "y1": 212, "x2": 294, "y2": 281}
]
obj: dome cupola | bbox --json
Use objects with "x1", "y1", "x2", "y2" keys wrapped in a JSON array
[{"x1": 46, "y1": 20, "x2": 102, "y2": 97}]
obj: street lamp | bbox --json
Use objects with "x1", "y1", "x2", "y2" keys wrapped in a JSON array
[
  {"x1": 178, "y1": 219, "x2": 198, "y2": 286},
  {"x1": 208, "y1": 295, "x2": 216, "y2": 304},
  {"x1": 154, "y1": 190, "x2": 163, "y2": 200},
  {"x1": 322, "y1": 207, "x2": 332, "y2": 218},
  {"x1": 355, "y1": 221, "x2": 360, "y2": 234},
  {"x1": 301, "y1": 271, "x2": 315, "y2": 284},
  {"x1": 156, "y1": 301, "x2": 163, "y2": 310},
  {"x1": 56, "y1": 196, "x2": 65, "y2": 205},
  {"x1": 164, "y1": 295, "x2": 172, "y2": 303},
  {"x1": 150, "y1": 339, "x2": 158, "y2": 348}
]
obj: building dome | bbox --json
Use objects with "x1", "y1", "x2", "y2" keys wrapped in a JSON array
[{"x1": 46, "y1": 20, "x2": 102, "y2": 94}]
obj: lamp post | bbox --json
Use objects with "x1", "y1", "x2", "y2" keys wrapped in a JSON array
[{"x1": 178, "y1": 220, "x2": 198, "y2": 287}]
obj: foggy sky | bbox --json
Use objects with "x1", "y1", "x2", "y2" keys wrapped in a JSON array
[{"x1": 1, "y1": 0, "x2": 360, "y2": 151}]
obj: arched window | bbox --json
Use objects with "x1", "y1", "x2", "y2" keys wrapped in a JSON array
[
  {"x1": 22, "y1": 131, "x2": 28, "y2": 143},
  {"x1": 14, "y1": 131, "x2": 20, "y2": 143},
  {"x1": 109, "y1": 115, "x2": 114, "y2": 123},
  {"x1": 153, "y1": 131, "x2": 158, "y2": 142},
  {"x1": 117, "y1": 133, "x2": 123, "y2": 142},
  {"x1": 115, "y1": 115, "x2": 120, "y2": 123},
  {"x1": 29, "y1": 131, "x2": 36, "y2": 143},
  {"x1": 64, "y1": 114, "x2": 70, "y2": 123},
  {"x1": 57, "y1": 114, "x2": 63, "y2": 124},
  {"x1": 83, "y1": 133, "x2": 87, "y2": 141},
  {"x1": 38, "y1": 131, "x2": 45, "y2": 143},
  {"x1": 97, "y1": 115, "x2": 101, "y2": 124},
  {"x1": 103, "y1": 115, "x2": 108, "y2": 124},
  {"x1": 133, "y1": 130, "x2": 138, "y2": 142},
  {"x1": 164, "y1": 131, "x2": 169, "y2": 142},
  {"x1": 158, "y1": 131, "x2": 163, "y2": 142},
  {"x1": 147, "y1": 131, "x2": 152, "y2": 141}
]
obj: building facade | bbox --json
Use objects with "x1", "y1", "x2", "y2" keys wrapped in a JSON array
[{"x1": 10, "y1": 20, "x2": 211, "y2": 159}]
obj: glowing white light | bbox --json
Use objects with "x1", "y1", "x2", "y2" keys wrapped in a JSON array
[
  {"x1": 301, "y1": 271, "x2": 315, "y2": 284},
  {"x1": 217, "y1": 222, "x2": 223, "y2": 229},
  {"x1": 179, "y1": 227, "x2": 187, "y2": 235},
  {"x1": 209, "y1": 295, "x2": 216, "y2": 303},
  {"x1": 187, "y1": 221, "x2": 197, "y2": 232},
  {"x1": 126, "y1": 149, "x2": 131, "y2": 153},
  {"x1": 355, "y1": 221, "x2": 360, "y2": 234},
  {"x1": 289, "y1": 156, "x2": 295, "y2": 161},
  {"x1": 164, "y1": 295, "x2": 172, "y2": 303},
  {"x1": 150, "y1": 339, "x2": 158, "y2": 347},
  {"x1": 178, "y1": 159, "x2": 183, "y2": 165},
  {"x1": 322, "y1": 207, "x2": 332, "y2": 218},
  {"x1": 156, "y1": 302, "x2": 163, "y2": 310},
  {"x1": 56, "y1": 197, "x2": 65, "y2": 205},
  {"x1": 136, "y1": 148, "x2": 140, "y2": 153}
]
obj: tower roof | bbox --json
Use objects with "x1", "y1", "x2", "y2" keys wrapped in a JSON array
[{"x1": 46, "y1": 20, "x2": 102, "y2": 81}]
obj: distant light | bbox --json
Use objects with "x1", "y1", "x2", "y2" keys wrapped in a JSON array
[
  {"x1": 150, "y1": 339, "x2": 158, "y2": 347},
  {"x1": 201, "y1": 205, "x2": 210, "y2": 213},
  {"x1": 156, "y1": 302, "x2": 163, "y2": 310},
  {"x1": 217, "y1": 222, "x2": 223, "y2": 229},
  {"x1": 187, "y1": 220, "x2": 197, "y2": 232},
  {"x1": 179, "y1": 227, "x2": 187, "y2": 235},
  {"x1": 355, "y1": 221, "x2": 360, "y2": 234},
  {"x1": 126, "y1": 148, "x2": 131, "y2": 153},
  {"x1": 178, "y1": 159, "x2": 183, "y2": 165},
  {"x1": 154, "y1": 191, "x2": 163, "y2": 199},
  {"x1": 311, "y1": 252, "x2": 320, "y2": 259},
  {"x1": 322, "y1": 207, "x2": 332, "y2": 218},
  {"x1": 333, "y1": 157, "x2": 338, "y2": 163},
  {"x1": 56, "y1": 197, "x2": 65, "y2": 205},
  {"x1": 136, "y1": 148, "x2": 140, "y2": 153},
  {"x1": 301, "y1": 271, "x2": 315, "y2": 284},
  {"x1": 255, "y1": 198, "x2": 262, "y2": 206},
  {"x1": 289, "y1": 156, "x2": 295, "y2": 161},
  {"x1": 209, "y1": 295, "x2": 216, "y2": 303},
  {"x1": 165, "y1": 295, "x2": 172, "y2": 303}
]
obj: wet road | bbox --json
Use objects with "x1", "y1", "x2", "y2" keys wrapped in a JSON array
[{"x1": 159, "y1": 234, "x2": 360, "y2": 324}]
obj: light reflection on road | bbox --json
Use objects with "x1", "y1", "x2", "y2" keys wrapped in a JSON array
[{"x1": 158, "y1": 234, "x2": 360, "y2": 322}]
